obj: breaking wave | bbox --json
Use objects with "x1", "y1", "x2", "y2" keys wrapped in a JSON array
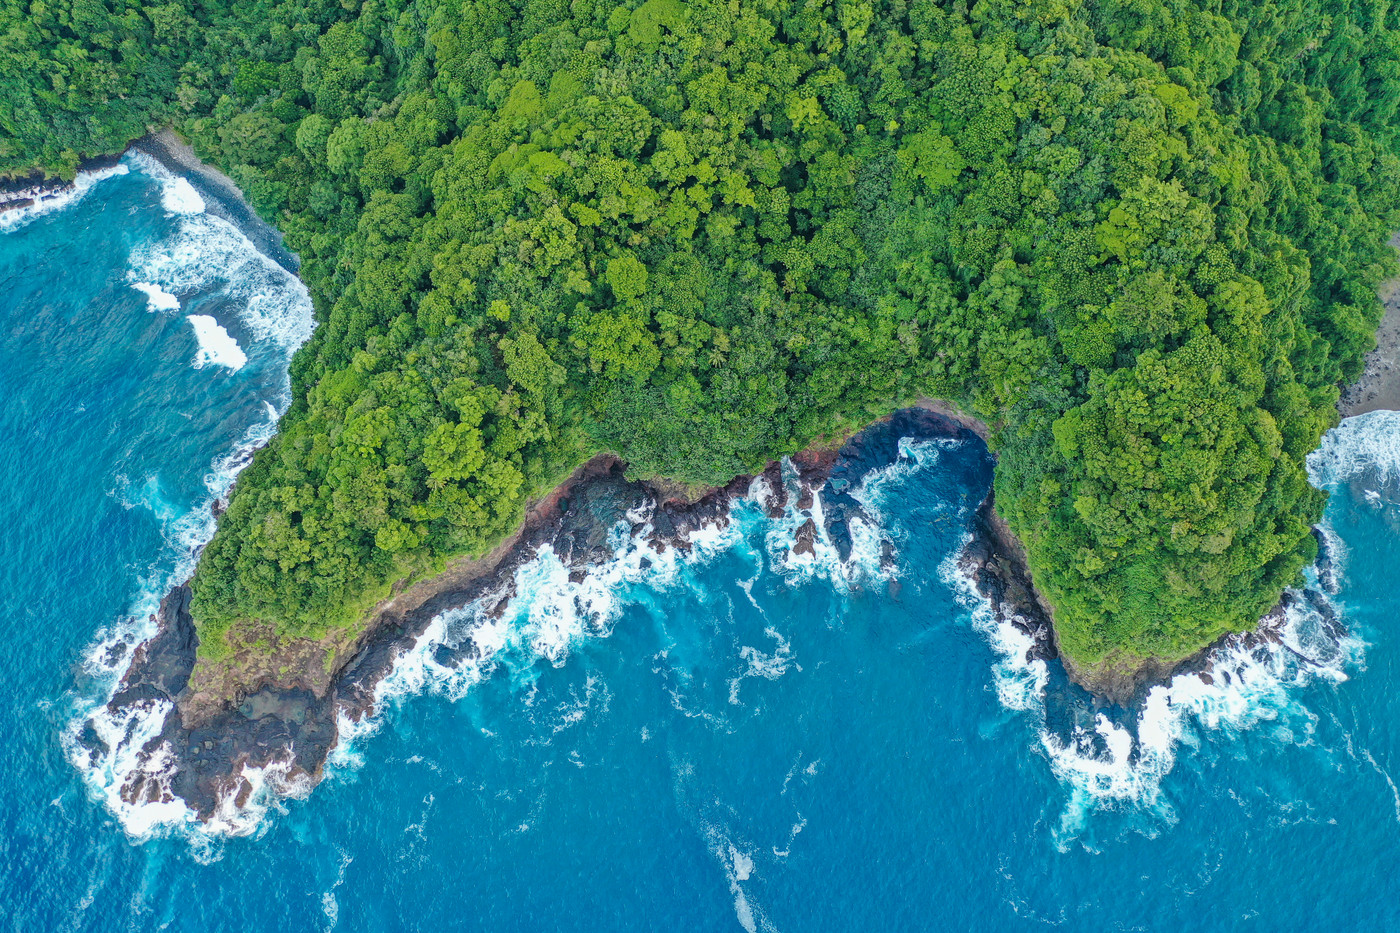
[
  {"x1": 61, "y1": 154, "x2": 314, "y2": 846},
  {"x1": 187, "y1": 314, "x2": 248, "y2": 371},
  {"x1": 124, "y1": 152, "x2": 313, "y2": 361},
  {"x1": 0, "y1": 163, "x2": 130, "y2": 234},
  {"x1": 131, "y1": 281, "x2": 180, "y2": 313},
  {"x1": 934, "y1": 411, "x2": 1388, "y2": 851}
]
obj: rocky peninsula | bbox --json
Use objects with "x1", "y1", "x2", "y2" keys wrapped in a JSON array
[
  {"x1": 90, "y1": 407, "x2": 1041, "y2": 820},
  {"x1": 59, "y1": 134, "x2": 1392, "y2": 822}
]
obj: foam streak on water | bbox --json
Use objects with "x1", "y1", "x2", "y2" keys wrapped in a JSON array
[
  {"x1": 0, "y1": 163, "x2": 131, "y2": 233},
  {"x1": 55, "y1": 154, "x2": 315, "y2": 844},
  {"x1": 919, "y1": 412, "x2": 1388, "y2": 851}
]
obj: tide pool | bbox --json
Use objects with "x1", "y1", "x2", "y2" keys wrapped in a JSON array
[{"x1": 2, "y1": 159, "x2": 1399, "y2": 932}]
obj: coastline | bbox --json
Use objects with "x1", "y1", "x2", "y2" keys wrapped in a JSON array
[
  {"x1": 129, "y1": 130, "x2": 299, "y2": 275},
  {"x1": 1339, "y1": 233, "x2": 1400, "y2": 417},
  {"x1": 0, "y1": 154, "x2": 124, "y2": 213},
  {"x1": 0, "y1": 130, "x2": 298, "y2": 275},
  {"x1": 99, "y1": 409, "x2": 995, "y2": 819},
  {"x1": 66, "y1": 134, "x2": 1398, "y2": 823}
]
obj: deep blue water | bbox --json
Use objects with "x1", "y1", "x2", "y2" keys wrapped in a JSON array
[{"x1": 4, "y1": 159, "x2": 1400, "y2": 932}]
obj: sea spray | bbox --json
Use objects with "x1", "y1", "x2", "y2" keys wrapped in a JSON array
[
  {"x1": 0, "y1": 163, "x2": 130, "y2": 234},
  {"x1": 59, "y1": 155, "x2": 314, "y2": 842},
  {"x1": 926, "y1": 410, "x2": 1392, "y2": 851}
]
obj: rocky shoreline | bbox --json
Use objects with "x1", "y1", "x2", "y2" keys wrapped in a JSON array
[
  {"x1": 0, "y1": 153, "x2": 124, "y2": 215},
  {"x1": 65, "y1": 135, "x2": 1387, "y2": 824},
  {"x1": 1339, "y1": 232, "x2": 1400, "y2": 417},
  {"x1": 91, "y1": 408, "x2": 1022, "y2": 821},
  {"x1": 83, "y1": 398, "x2": 1361, "y2": 822}
]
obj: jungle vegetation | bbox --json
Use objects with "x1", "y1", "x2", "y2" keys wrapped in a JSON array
[{"x1": 5, "y1": 0, "x2": 1399, "y2": 673}]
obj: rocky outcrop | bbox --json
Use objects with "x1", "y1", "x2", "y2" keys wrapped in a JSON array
[
  {"x1": 957, "y1": 493, "x2": 1058, "y2": 666},
  {"x1": 0, "y1": 154, "x2": 123, "y2": 213},
  {"x1": 94, "y1": 408, "x2": 1017, "y2": 820}
]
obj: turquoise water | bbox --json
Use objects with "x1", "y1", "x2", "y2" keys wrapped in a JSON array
[{"x1": 4, "y1": 159, "x2": 1400, "y2": 931}]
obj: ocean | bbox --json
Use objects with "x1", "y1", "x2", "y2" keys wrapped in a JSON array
[{"x1": 2, "y1": 156, "x2": 1399, "y2": 932}]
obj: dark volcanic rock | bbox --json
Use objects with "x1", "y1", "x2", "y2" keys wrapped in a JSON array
[
  {"x1": 958, "y1": 492, "x2": 1058, "y2": 665},
  {"x1": 115, "y1": 586, "x2": 197, "y2": 704},
  {"x1": 1, "y1": 153, "x2": 124, "y2": 211},
  {"x1": 102, "y1": 407, "x2": 1019, "y2": 820},
  {"x1": 792, "y1": 519, "x2": 817, "y2": 558}
]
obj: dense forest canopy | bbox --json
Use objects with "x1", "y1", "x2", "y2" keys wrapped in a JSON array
[{"x1": 6, "y1": 0, "x2": 1399, "y2": 675}]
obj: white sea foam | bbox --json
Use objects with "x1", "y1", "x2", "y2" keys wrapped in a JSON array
[
  {"x1": 331, "y1": 439, "x2": 930, "y2": 774},
  {"x1": 131, "y1": 281, "x2": 180, "y2": 313},
  {"x1": 123, "y1": 155, "x2": 313, "y2": 363},
  {"x1": 71, "y1": 697, "x2": 191, "y2": 837},
  {"x1": 320, "y1": 850, "x2": 352, "y2": 931},
  {"x1": 1047, "y1": 591, "x2": 1359, "y2": 848},
  {"x1": 187, "y1": 314, "x2": 248, "y2": 370},
  {"x1": 204, "y1": 756, "x2": 314, "y2": 837},
  {"x1": 329, "y1": 502, "x2": 762, "y2": 773},
  {"x1": 123, "y1": 151, "x2": 204, "y2": 216},
  {"x1": 707, "y1": 828, "x2": 774, "y2": 933},
  {"x1": 941, "y1": 541, "x2": 1051, "y2": 715},
  {"x1": 728, "y1": 627, "x2": 795, "y2": 706},
  {"x1": 64, "y1": 411, "x2": 290, "y2": 844},
  {"x1": 924, "y1": 412, "x2": 1394, "y2": 849},
  {"x1": 800, "y1": 418, "x2": 1395, "y2": 849},
  {"x1": 126, "y1": 213, "x2": 312, "y2": 362},
  {"x1": 161, "y1": 177, "x2": 206, "y2": 215},
  {"x1": 65, "y1": 155, "x2": 314, "y2": 844},
  {"x1": 0, "y1": 163, "x2": 130, "y2": 234},
  {"x1": 759, "y1": 458, "x2": 892, "y2": 587},
  {"x1": 1308, "y1": 409, "x2": 1400, "y2": 489},
  {"x1": 943, "y1": 528, "x2": 1361, "y2": 850}
]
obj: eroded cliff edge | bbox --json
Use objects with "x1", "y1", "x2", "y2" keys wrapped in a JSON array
[
  {"x1": 95, "y1": 408, "x2": 1059, "y2": 819},
  {"x1": 90, "y1": 382, "x2": 1373, "y2": 820},
  {"x1": 66, "y1": 138, "x2": 1389, "y2": 820}
]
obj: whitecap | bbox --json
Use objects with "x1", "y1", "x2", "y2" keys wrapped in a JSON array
[
  {"x1": 161, "y1": 177, "x2": 205, "y2": 215},
  {"x1": 917, "y1": 413, "x2": 1396, "y2": 848},
  {"x1": 760, "y1": 458, "x2": 889, "y2": 586},
  {"x1": 0, "y1": 163, "x2": 130, "y2": 234},
  {"x1": 941, "y1": 537, "x2": 1049, "y2": 714},
  {"x1": 187, "y1": 314, "x2": 248, "y2": 370},
  {"x1": 130, "y1": 281, "x2": 180, "y2": 313},
  {"x1": 203, "y1": 756, "x2": 313, "y2": 837},
  {"x1": 1308, "y1": 409, "x2": 1400, "y2": 489},
  {"x1": 328, "y1": 439, "x2": 951, "y2": 780},
  {"x1": 327, "y1": 502, "x2": 758, "y2": 775}
]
